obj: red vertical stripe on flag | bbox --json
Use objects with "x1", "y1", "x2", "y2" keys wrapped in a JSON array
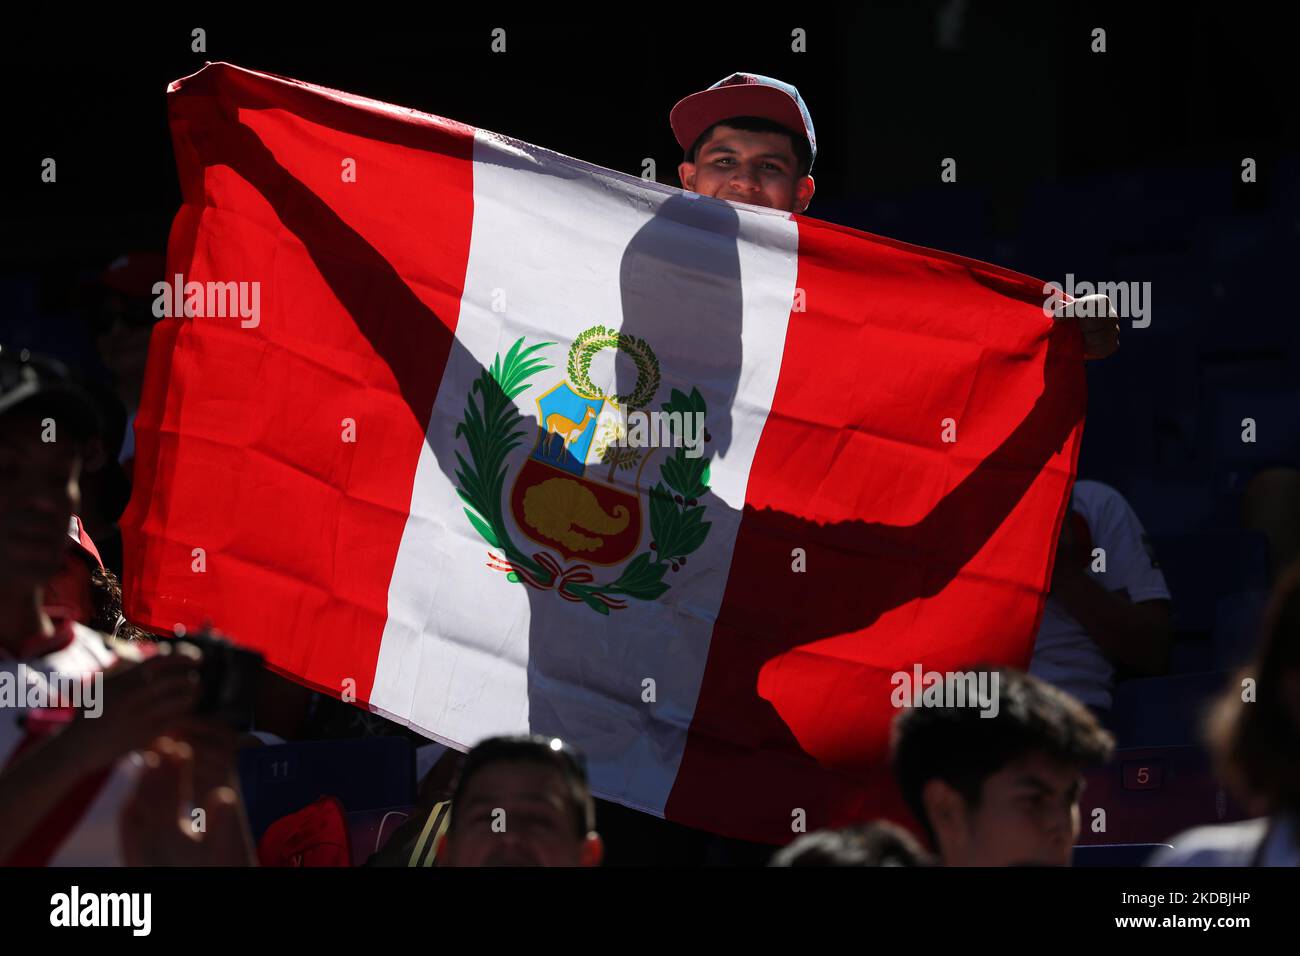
[
  {"x1": 665, "y1": 216, "x2": 1085, "y2": 843},
  {"x1": 122, "y1": 65, "x2": 477, "y2": 703}
]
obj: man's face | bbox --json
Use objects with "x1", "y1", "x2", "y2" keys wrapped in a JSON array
[
  {"x1": 932, "y1": 751, "x2": 1084, "y2": 867},
  {"x1": 0, "y1": 415, "x2": 83, "y2": 588},
  {"x1": 438, "y1": 760, "x2": 602, "y2": 867},
  {"x1": 95, "y1": 291, "x2": 157, "y2": 405},
  {"x1": 678, "y1": 125, "x2": 815, "y2": 213}
]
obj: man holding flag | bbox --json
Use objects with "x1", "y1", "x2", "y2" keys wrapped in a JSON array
[
  {"x1": 668, "y1": 72, "x2": 1119, "y2": 358},
  {"x1": 123, "y1": 61, "x2": 1115, "y2": 847}
]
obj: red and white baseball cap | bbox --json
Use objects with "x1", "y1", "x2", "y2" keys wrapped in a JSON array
[
  {"x1": 670, "y1": 72, "x2": 817, "y2": 171},
  {"x1": 67, "y1": 514, "x2": 105, "y2": 571}
]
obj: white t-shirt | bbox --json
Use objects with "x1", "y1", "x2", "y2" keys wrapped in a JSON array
[
  {"x1": 1148, "y1": 815, "x2": 1300, "y2": 867},
  {"x1": 1029, "y1": 480, "x2": 1171, "y2": 711},
  {"x1": 0, "y1": 622, "x2": 141, "y2": 865}
]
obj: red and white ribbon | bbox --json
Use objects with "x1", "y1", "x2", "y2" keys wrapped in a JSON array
[{"x1": 485, "y1": 551, "x2": 627, "y2": 610}]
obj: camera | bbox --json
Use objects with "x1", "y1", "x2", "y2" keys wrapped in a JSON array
[{"x1": 166, "y1": 624, "x2": 263, "y2": 728}]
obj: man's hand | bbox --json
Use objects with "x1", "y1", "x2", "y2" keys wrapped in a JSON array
[
  {"x1": 65, "y1": 653, "x2": 199, "y2": 774},
  {"x1": 171, "y1": 716, "x2": 242, "y2": 799},
  {"x1": 1060, "y1": 293, "x2": 1120, "y2": 360},
  {"x1": 119, "y1": 737, "x2": 256, "y2": 866}
]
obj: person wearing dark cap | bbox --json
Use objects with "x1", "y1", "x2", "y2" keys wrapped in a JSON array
[
  {"x1": 0, "y1": 346, "x2": 246, "y2": 865},
  {"x1": 75, "y1": 251, "x2": 165, "y2": 570},
  {"x1": 0, "y1": 348, "x2": 107, "y2": 628},
  {"x1": 668, "y1": 72, "x2": 1119, "y2": 359},
  {"x1": 91, "y1": 251, "x2": 167, "y2": 440},
  {"x1": 436, "y1": 734, "x2": 603, "y2": 866}
]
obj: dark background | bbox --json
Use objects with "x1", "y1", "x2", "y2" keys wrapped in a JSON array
[{"x1": 4, "y1": 2, "x2": 1292, "y2": 270}]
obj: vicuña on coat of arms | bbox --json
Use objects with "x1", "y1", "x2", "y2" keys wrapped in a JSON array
[{"x1": 455, "y1": 326, "x2": 712, "y2": 614}]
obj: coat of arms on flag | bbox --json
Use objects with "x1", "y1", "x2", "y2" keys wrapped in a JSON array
[{"x1": 458, "y1": 329, "x2": 712, "y2": 614}]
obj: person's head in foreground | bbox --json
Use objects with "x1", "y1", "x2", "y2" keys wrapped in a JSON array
[
  {"x1": 0, "y1": 347, "x2": 100, "y2": 610},
  {"x1": 891, "y1": 667, "x2": 1114, "y2": 867},
  {"x1": 437, "y1": 734, "x2": 603, "y2": 867},
  {"x1": 1145, "y1": 560, "x2": 1300, "y2": 866},
  {"x1": 1207, "y1": 560, "x2": 1300, "y2": 819},
  {"x1": 671, "y1": 72, "x2": 816, "y2": 214},
  {"x1": 769, "y1": 820, "x2": 933, "y2": 867}
]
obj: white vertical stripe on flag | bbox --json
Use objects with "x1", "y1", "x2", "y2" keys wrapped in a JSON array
[{"x1": 370, "y1": 130, "x2": 799, "y2": 815}]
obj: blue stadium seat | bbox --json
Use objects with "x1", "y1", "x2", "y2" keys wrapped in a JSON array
[
  {"x1": 1213, "y1": 590, "x2": 1269, "y2": 669},
  {"x1": 1146, "y1": 530, "x2": 1269, "y2": 633},
  {"x1": 1123, "y1": 475, "x2": 1214, "y2": 535},
  {"x1": 1110, "y1": 671, "x2": 1233, "y2": 748},
  {"x1": 816, "y1": 186, "x2": 993, "y2": 257},
  {"x1": 1193, "y1": 216, "x2": 1293, "y2": 358},
  {"x1": 1272, "y1": 156, "x2": 1300, "y2": 220},
  {"x1": 1077, "y1": 744, "x2": 1246, "y2": 846},
  {"x1": 1168, "y1": 635, "x2": 1213, "y2": 675},
  {"x1": 238, "y1": 737, "x2": 416, "y2": 840},
  {"x1": 1072, "y1": 843, "x2": 1168, "y2": 867},
  {"x1": 1209, "y1": 388, "x2": 1300, "y2": 469},
  {"x1": 1020, "y1": 168, "x2": 1224, "y2": 280}
]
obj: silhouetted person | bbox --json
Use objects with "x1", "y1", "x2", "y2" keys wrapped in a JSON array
[{"x1": 1150, "y1": 560, "x2": 1300, "y2": 866}]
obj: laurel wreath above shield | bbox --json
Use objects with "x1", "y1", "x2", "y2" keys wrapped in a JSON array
[{"x1": 454, "y1": 329, "x2": 711, "y2": 615}]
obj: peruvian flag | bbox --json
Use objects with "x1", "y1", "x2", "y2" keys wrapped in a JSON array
[{"x1": 123, "y1": 63, "x2": 1084, "y2": 844}]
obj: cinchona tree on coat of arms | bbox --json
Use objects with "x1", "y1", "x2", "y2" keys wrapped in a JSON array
[{"x1": 455, "y1": 326, "x2": 712, "y2": 615}]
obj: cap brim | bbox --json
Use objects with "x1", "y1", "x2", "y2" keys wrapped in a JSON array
[
  {"x1": 68, "y1": 518, "x2": 107, "y2": 571},
  {"x1": 0, "y1": 385, "x2": 102, "y2": 440},
  {"x1": 670, "y1": 84, "x2": 810, "y2": 157}
]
